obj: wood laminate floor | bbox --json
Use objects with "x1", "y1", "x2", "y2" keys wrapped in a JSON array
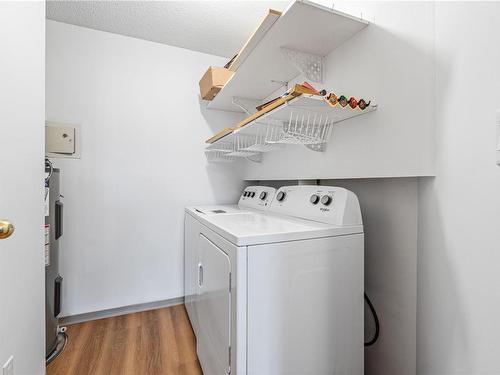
[{"x1": 47, "y1": 304, "x2": 203, "y2": 375}]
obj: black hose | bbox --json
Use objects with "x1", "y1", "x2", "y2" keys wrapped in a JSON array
[{"x1": 364, "y1": 292, "x2": 380, "y2": 346}]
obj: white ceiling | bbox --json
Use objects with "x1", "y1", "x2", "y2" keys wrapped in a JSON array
[{"x1": 46, "y1": 1, "x2": 289, "y2": 58}]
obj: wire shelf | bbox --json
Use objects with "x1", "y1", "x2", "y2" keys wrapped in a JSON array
[
  {"x1": 271, "y1": 110, "x2": 333, "y2": 145},
  {"x1": 205, "y1": 138, "x2": 263, "y2": 161},
  {"x1": 226, "y1": 149, "x2": 260, "y2": 157},
  {"x1": 206, "y1": 94, "x2": 377, "y2": 160},
  {"x1": 226, "y1": 135, "x2": 263, "y2": 157},
  {"x1": 205, "y1": 150, "x2": 235, "y2": 163},
  {"x1": 206, "y1": 141, "x2": 234, "y2": 153},
  {"x1": 234, "y1": 122, "x2": 285, "y2": 153},
  {"x1": 235, "y1": 95, "x2": 376, "y2": 146}
]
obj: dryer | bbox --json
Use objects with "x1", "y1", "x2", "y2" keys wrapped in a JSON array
[
  {"x1": 184, "y1": 185, "x2": 276, "y2": 340},
  {"x1": 186, "y1": 185, "x2": 276, "y2": 216},
  {"x1": 184, "y1": 185, "x2": 364, "y2": 375}
]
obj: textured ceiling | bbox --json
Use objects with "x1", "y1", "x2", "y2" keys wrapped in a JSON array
[{"x1": 46, "y1": 1, "x2": 289, "y2": 58}]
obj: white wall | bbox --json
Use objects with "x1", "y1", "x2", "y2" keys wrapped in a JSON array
[
  {"x1": 417, "y1": 3, "x2": 500, "y2": 374},
  {"x1": 46, "y1": 21, "x2": 246, "y2": 316},
  {"x1": 0, "y1": 2, "x2": 45, "y2": 375},
  {"x1": 244, "y1": 1, "x2": 435, "y2": 180}
]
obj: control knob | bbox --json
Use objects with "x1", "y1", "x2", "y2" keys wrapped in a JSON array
[
  {"x1": 276, "y1": 191, "x2": 286, "y2": 202},
  {"x1": 320, "y1": 195, "x2": 332, "y2": 206},
  {"x1": 259, "y1": 192, "x2": 267, "y2": 200},
  {"x1": 310, "y1": 194, "x2": 320, "y2": 205}
]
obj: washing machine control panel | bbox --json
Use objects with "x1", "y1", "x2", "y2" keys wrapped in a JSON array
[
  {"x1": 238, "y1": 186, "x2": 276, "y2": 210},
  {"x1": 269, "y1": 186, "x2": 362, "y2": 226}
]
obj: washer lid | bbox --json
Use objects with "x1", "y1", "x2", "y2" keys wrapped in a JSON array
[{"x1": 194, "y1": 211, "x2": 363, "y2": 246}]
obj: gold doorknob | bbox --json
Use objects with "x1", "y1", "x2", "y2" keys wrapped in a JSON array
[{"x1": 0, "y1": 220, "x2": 15, "y2": 239}]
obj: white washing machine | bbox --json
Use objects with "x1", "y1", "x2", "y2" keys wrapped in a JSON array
[{"x1": 184, "y1": 185, "x2": 364, "y2": 375}]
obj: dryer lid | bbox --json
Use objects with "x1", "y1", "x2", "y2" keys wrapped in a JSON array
[{"x1": 187, "y1": 205, "x2": 244, "y2": 215}]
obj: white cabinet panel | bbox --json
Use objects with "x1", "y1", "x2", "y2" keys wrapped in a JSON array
[
  {"x1": 247, "y1": 235, "x2": 364, "y2": 375},
  {"x1": 184, "y1": 214, "x2": 199, "y2": 336},
  {"x1": 197, "y1": 234, "x2": 231, "y2": 375}
]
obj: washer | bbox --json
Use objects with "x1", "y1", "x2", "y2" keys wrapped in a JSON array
[{"x1": 184, "y1": 185, "x2": 364, "y2": 375}]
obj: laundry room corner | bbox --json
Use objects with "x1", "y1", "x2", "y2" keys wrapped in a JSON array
[
  {"x1": 4, "y1": 1, "x2": 500, "y2": 374},
  {"x1": 45, "y1": 20, "x2": 247, "y2": 317}
]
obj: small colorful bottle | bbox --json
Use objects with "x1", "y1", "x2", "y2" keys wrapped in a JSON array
[
  {"x1": 338, "y1": 95, "x2": 349, "y2": 107},
  {"x1": 349, "y1": 97, "x2": 358, "y2": 109},
  {"x1": 358, "y1": 99, "x2": 371, "y2": 110},
  {"x1": 325, "y1": 92, "x2": 338, "y2": 106}
]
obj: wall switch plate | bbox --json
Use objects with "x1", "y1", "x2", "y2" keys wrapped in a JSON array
[
  {"x1": 2, "y1": 356, "x2": 13, "y2": 375},
  {"x1": 45, "y1": 121, "x2": 81, "y2": 159},
  {"x1": 46, "y1": 124, "x2": 75, "y2": 154}
]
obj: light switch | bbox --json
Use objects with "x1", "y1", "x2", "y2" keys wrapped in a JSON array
[{"x1": 46, "y1": 125, "x2": 75, "y2": 154}]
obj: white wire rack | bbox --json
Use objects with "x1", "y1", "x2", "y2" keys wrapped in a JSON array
[
  {"x1": 205, "y1": 139, "x2": 264, "y2": 162},
  {"x1": 206, "y1": 141, "x2": 234, "y2": 153},
  {"x1": 233, "y1": 121, "x2": 285, "y2": 152},
  {"x1": 226, "y1": 135, "x2": 262, "y2": 157},
  {"x1": 205, "y1": 138, "x2": 262, "y2": 158},
  {"x1": 206, "y1": 94, "x2": 377, "y2": 162},
  {"x1": 270, "y1": 109, "x2": 333, "y2": 145},
  {"x1": 204, "y1": 150, "x2": 235, "y2": 163}
]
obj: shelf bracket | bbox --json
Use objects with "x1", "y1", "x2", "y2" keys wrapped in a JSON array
[
  {"x1": 231, "y1": 97, "x2": 260, "y2": 115},
  {"x1": 281, "y1": 47, "x2": 324, "y2": 84},
  {"x1": 305, "y1": 143, "x2": 327, "y2": 152}
]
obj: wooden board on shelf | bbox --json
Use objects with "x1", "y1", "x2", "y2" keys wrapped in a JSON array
[
  {"x1": 226, "y1": 9, "x2": 282, "y2": 72},
  {"x1": 256, "y1": 96, "x2": 282, "y2": 111},
  {"x1": 235, "y1": 84, "x2": 321, "y2": 129},
  {"x1": 205, "y1": 84, "x2": 322, "y2": 144},
  {"x1": 206, "y1": 128, "x2": 234, "y2": 144}
]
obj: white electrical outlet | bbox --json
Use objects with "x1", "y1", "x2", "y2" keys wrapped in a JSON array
[{"x1": 2, "y1": 356, "x2": 13, "y2": 375}]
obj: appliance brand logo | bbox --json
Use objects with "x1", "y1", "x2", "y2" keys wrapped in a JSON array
[{"x1": 320, "y1": 208, "x2": 330, "y2": 212}]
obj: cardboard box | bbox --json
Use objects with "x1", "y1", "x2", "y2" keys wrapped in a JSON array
[{"x1": 199, "y1": 66, "x2": 233, "y2": 101}]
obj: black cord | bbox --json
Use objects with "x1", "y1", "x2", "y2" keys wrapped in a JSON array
[
  {"x1": 45, "y1": 158, "x2": 53, "y2": 182},
  {"x1": 364, "y1": 292, "x2": 380, "y2": 347}
]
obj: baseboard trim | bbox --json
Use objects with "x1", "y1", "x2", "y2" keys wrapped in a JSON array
[{"x1": 60, "y1": 297, "x2": 185, "y2": 325}]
